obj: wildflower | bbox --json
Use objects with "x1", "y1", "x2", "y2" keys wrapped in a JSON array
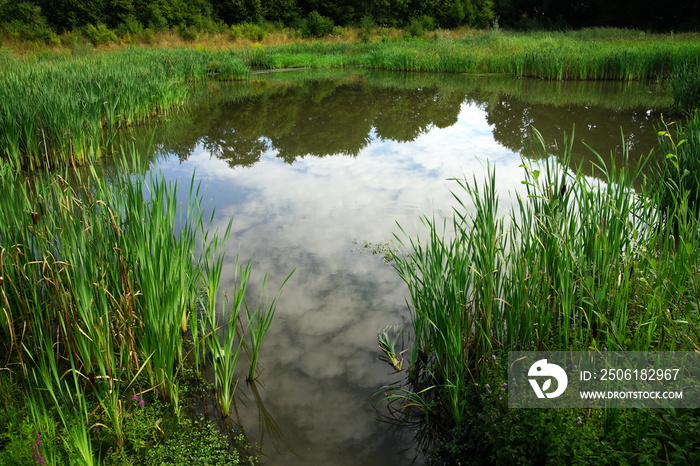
[
  {"x1": 139, "y1": 399, "x2": 145, "y2": 407},
  {"x1": 576, "y1": 416, "x2": 583, "y2": 425},
  {"x1": 132, "y1": 394, "x2": 139, "y2": 402},
  {"x1": 31, "y1": 431, "x2": 44, "y2": 465}
]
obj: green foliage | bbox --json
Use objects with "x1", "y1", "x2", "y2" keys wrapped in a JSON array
[
  {"x1": 0, "y1": 0, "x2": 696, "y2": 34},
  {"x1": 0, "y1": 147, "x2": 280, "y2": 462},
  {"x1": 300, "y1": 10, "x2": 335, "y2": 38},
  {"x1": 240, "y1": 21, "x2": 266, "y2": 41},
  {"x1": 652, "y1": 116, "x2": 700, "y2": 234},
  {"x1": 428, "y1": 355, "x2": 694, "y2": 465},
  {"x1": 435, "y1": 0, "x2": 465, "y2": 28},
  {"x1": 406, "y1": 15, "x2": 435, "y2": 38},
  {"x1": 84, "y1": 23, "x2": 118, "y2": 45},
  {"x1": 384, "y1": 114, "x2": 700, "y2": 462},
  {"x1": 0, "y1": 48, "x2": 249, "y2": 169},
  {"x1": 143, "y1": 418, "x2": 252, "y2": 465},
  {"x1": 177, "y1": 23, "x2": 198, "y2": 41},
  {"x1": 672, "y1": 66, "x2": 700, "y2": 114}
]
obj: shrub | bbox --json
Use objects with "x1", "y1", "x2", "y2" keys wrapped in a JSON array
[
  {"x1": 140, "y1": 28, "x2": 156, "y2": 45},
  {"x1": 178, "y1": 24, "x2": 198, "y2": 42},
  {"x1": 84, "y1": 23, "x2": 117, "y2": 45},
  {"x1": 406, "y1": 15, "x2": 435, "y2": 38},
  {"x1": 241, "y1": 22, "x2": 266, "y2": 41},
  {"x1": 300, "y1": 10, "x2": 335, "y2": 38},
  {"x1": 116, "y1": 15, "x2": 143, "y2": 38},
  {"x1": 358, "y1": 14, "x2": 374, "y2": 42},
  {"x1": 230, "y1": 24, "x2": 243, "y2": 40}
]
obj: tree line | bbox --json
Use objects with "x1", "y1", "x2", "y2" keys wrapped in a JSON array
[{"x1": 0, "y1": 0, "x2": 697, "y2": 37}]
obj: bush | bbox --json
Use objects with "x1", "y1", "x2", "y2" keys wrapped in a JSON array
[
  {"x1": 300, "y1": 11, "x2": 335, "y2": 38},
  {"x1": 406, "y1": 15, "x2": 435, "y2": 38},
  {"x1": 116, "y1": 15, "x2": 143, "y2": 38},
  {"x1": 357, "y1": 15, "x2": 374, "y2": 42},
  {"x1": 241, "y1": 22, "x2": 266, "y2": 41},
  {"x1": 84, "y1": 23, "x2": 117, "y2": 45},
  {"x1": 65, "y1": 32, "x2": 93, "y2": 56},
  {"x1": 140, "y1": 28, "x2": 156, "y2": 45},
  {"x1": 230, "y1": 24, "x2": 243, "y2": 40},
  {"x1": 177, "y1": 24, "x2": 198, "y2": 42},
  {"x1": 0, "y1": 19, "x2": 57, "y2": 44}
]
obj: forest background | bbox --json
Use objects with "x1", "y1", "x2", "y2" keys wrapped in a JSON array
[{"x1": 1, "y1": 0, "x2": 698, "y2": 45}]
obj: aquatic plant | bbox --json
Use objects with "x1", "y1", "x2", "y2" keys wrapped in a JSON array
[
  {"x1": 385, "y1": 114, "x2": 700, "y2": 437},
  {"x1": 0, "y1": 147, "x2": 284, "y2": 460},
  {"x1": 245, "y1": 271, "x2": 292, "y2": 382},
  {"x1": 377, "y1": 325, "x2": 405, "y2": 371},
  {"x1": 0, "y1": 48, "x2": 249, "y2": 169}
]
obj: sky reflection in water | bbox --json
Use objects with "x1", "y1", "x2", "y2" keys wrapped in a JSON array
[{"x1": 150, "y1": 71, "x2": 666, "y2": 465}]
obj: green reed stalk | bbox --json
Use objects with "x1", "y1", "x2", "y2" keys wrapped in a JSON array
[
  {"x1": 246, "y1": 270, "x2": 293, "y2": 382},
  {"x1": 1, "y1": 144, "x2": 286, "y2": 456},
  {"x1": 0, "y1": 49, "x2": 249, "y2": 169},
  {"x1": 386, "y1": 115, "x2": 700, "y2": 431},
  {"x1": 201, "y1": 252, "x2": 245, "y2": 418}
]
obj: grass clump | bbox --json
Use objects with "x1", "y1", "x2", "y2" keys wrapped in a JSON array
[{"x1": 382, "y1": 114, "x2": 700, "y2": 463}]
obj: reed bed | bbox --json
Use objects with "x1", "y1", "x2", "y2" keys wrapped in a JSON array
[
  {"x1": 386, "y1": 115, "x2": 700, "y2": 455},
  {"x1": 0, "y1": 48, "x2": 249, "y2": 170},
  {"x1": 0, "y1": 148, "x2": 282, "y2": 462},
  {"x1": 231, "y1": 32, "x2": 700, "y2": 81},
  {"x1": 2, "y1": 30, "x2": 696, "y2": 170}
]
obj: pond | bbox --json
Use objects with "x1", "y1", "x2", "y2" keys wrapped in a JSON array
[{"x1": 132, "y1": 70, "x2": 669, "y2": 465}]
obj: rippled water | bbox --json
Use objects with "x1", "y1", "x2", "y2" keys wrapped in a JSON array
[{"x1": 135, "y1": 70, "x2": 668, "y2": 465}]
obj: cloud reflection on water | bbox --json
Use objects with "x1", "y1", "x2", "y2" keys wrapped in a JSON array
[
  {"x1": 154, "y1": 100, "x2": 524, "y2": 465},
  {"x1": 150, "y1": 74, "x2": 666, "y2": 464}
]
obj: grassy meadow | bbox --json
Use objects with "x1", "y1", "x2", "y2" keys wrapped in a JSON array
[{"x1": 1, "y1": 24, "x2": 699, "y2": 465}]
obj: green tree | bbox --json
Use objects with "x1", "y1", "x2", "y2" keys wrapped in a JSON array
[
  {"x1": 215, "y1": 0, "x2": 263, "y2": 24},
  {"x1": 435, "y1": 0, "x2": 465, "y2": 27},
  {"x1": 36, "y1": 0, "x2": 108, "y2": 31},
  {"x1": 262, "y1": 0, "x2": 301, "y2": 24}
]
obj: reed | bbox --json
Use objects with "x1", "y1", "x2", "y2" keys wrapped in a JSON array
[
  {"x1": 0, "y1": 48, "x2": 249, "y2": 169},
  {"x1": 244, "y1": 271, "x2": 291, "y2": 382},
  {"x1": 386, "y1": 114, "x2": 700, "y2": 435},
  {"x1": 199, "y1": 240, "x2": 245, "y2": 419},
  {"x1": 228, "y1": 31, "x2": 700, "y2": 80},
  {"x1": 0, "y1": 146, "x2": 284, "y2": 460}
]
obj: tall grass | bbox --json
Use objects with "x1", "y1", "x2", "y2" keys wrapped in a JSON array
[
  {"x1": 0, "y1": 48, "x2": 249, "y2": 169},
  {"x1": 387, "y1": 115, "x2": 700, "y2": 434},
  {"x1": 2, "y1": 30, "x2": 695, "y2": 169},
  {"x1": 228, "y1": 31, "x2": 700, "y2": 81},
  {"x1": 0, "y1": 146, "x2": 284, "y2": 460}
]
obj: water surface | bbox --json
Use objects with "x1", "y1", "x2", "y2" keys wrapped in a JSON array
[{"x1": 140, "y1": 71, "x2": 669, "y2": 465}]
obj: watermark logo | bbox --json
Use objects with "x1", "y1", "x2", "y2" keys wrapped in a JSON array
[
  {"x1": 528, "y1": 359, "x2": 568, "y2": 398},
  {"x1": 510, "y1": 352, "x2": 699, "y2": 408}
]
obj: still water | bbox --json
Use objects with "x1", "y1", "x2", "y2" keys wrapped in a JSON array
[{"x1": 139, "y1": 70, "x2": 669, "y2": 465}]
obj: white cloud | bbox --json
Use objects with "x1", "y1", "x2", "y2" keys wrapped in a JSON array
[{"x1": 152, "y1": 100, "x2": 528, "y2": 464}]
